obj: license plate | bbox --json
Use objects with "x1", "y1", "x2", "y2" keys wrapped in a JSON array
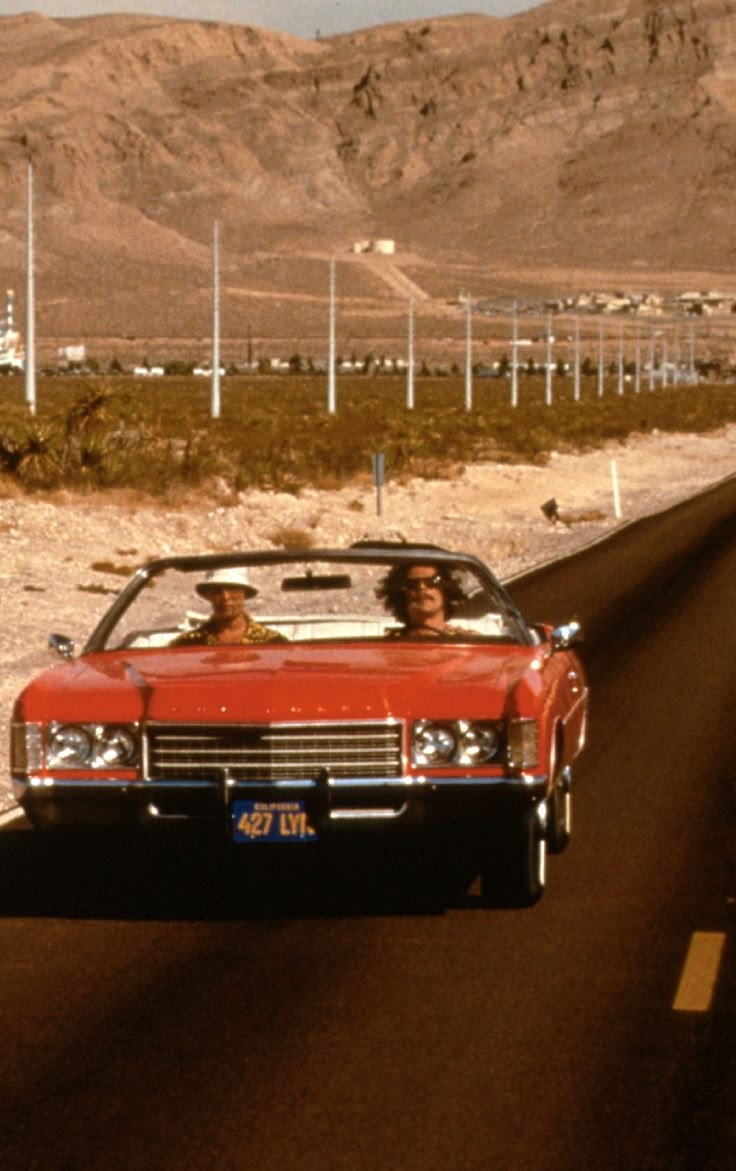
[{"x1": 232, "y1": 800, "x2": 317, "y2": 843}]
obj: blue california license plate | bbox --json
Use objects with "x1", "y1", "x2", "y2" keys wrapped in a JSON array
[{"x1": 232, "y1": 800, "x2": 318, "y2": 843}]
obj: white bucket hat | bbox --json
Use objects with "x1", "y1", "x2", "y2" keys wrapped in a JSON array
[{"x1": 195, "y1": 567, "x2": 258, "y2": 598}]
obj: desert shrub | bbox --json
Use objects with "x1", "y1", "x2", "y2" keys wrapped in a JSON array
[
  {"x1": 0, "y1": 375, "x2": 734, "y2": 498},
  {"x1": 13, "y1": 424, "x2": 61, "y2": 488},
  {"x1": 268, "y1": 526, "x2": 315, "y2": 550}
]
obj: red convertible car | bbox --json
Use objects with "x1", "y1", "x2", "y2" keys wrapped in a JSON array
[{"x1": 11, "y1": 543, "x2": 588, "y2": 905}]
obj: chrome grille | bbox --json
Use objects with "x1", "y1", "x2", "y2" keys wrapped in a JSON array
[{"x1": 146, "y1": 721, "x2": 403, "y2": 781}]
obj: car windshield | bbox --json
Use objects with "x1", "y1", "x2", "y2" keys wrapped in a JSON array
[{"x1": 91, "y1": 554, "x2": 529, "y2": 651}]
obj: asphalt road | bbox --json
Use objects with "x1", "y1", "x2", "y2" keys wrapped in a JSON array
[{"x1": 0, "y1": 477, "x2": 734, "y2": 1171}]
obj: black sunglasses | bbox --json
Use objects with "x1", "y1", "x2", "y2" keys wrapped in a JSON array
[{"x1": 403, "y1": 573, "x2": 445, "y2": 592}]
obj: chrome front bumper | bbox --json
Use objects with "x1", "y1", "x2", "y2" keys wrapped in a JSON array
[{"x1": 14, "y1": 769, "x2": 547, "y2": 829}]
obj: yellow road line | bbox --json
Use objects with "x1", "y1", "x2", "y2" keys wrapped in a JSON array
[{"x1": 673, "y1": 931, "x2": 726, "y2": 1012}]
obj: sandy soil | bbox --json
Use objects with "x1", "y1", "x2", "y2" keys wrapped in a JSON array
[{"x1": 2, "y1": 424, "x2": 734, "y2": 814}]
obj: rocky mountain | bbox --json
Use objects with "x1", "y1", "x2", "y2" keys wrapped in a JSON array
[{"x1": 1, "y1": 0, "x2": 735, "y2": 360}]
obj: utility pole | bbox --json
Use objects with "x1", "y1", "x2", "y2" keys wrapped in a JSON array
[
  {"x1": 511, "y1": 301, "x2": 518, "y2": 408},
  {"x1": 688, "y1": 322, "x2": 697, "y2": 384},
  {"x1": 464, "y1": 294, "x2": 473, "y2": 411},
  {"x1": 406, "y1": 294, "x2": 415, "y2": 410},
  {"x1": 210, "y1": 220, "x2": 221, "y2": 419},
  {"x1": 545, "y1": 311, "x2": 553, "y2": 406},
  {"x1": 327, "y1": 257, "x2": 336, "y2": 414},
  {"x1": 25, "y1": 161, "x2": 36, "y2": 416},
  {"x1": 597, "y1": 321, "x2": 605, "y2": 398},
  {"x1": 573, "y1": 316, "x2": 581, "y2": 402}
]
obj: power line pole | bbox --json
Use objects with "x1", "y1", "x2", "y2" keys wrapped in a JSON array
[
  {"x1": 573, "y1": 316, "x2": 581, "y2": 402},
  {"x1": 210, "y1": 220, "x2": 221, "y2": 419},
  {"x1": 25, "y1": 161, "x2": 36, "y2": 416},
  {"x1": 406, "y1": 294, "x2": 415, "y2": 410},
  {"x1": 597, "y1": 321, "x2": 604, "y2": 398},
  {"x1": 511, "y1": 301, "x2": 518, "y2": 408},
  {"x1": 545, "y1": 311, "x2": 553, "y2": 406},
  {"x1": 327, "y1": 257, "x2": 336, "y2": 414},
  {"x1": 464, "y1": 294, "x2": 473, "y2": 411}
]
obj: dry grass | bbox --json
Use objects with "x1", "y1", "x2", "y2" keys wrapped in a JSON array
[
  {"x1": 268, "y1": 526, "x2": 316, "y2": 550},
  {"x1": 0, "y1": 374, "x2": 734, "y2": 499}
]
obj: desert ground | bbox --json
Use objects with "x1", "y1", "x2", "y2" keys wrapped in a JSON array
[{"x1": 2, "y1": 423, "x2": 735, "y2": 814}]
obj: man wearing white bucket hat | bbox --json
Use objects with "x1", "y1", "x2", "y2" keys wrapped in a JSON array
[{"x1": 173, "y1": 567, "x2": 286, "y2": 646}]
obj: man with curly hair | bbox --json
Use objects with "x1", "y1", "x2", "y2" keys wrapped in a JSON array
[{"x1": 377, "y1": 563, "x2": 469, "y2": 639}]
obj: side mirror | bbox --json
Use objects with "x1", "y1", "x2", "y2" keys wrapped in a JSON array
[
  {"x1": 49, "y1": 633, "x2": 76, "y2": 661},
  {"x1": 550, "y1": 620, "x2": 583, "y2": 651}
]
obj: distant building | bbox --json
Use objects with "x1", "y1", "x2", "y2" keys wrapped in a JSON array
[
  {"x1": 58, "y1": 344, "x2": 86, "y2": 368},
  {"x1": 0, "y1": 289, "x2": 24, "y2": 373},
  {"x1": 676, "y1": 290, "x2": 734, "y2": 314},
  {"x1": 351, "y1": 239, "x2": 396, "y2": 255}
]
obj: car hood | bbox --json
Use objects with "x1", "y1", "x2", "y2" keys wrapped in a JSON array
[{"x1": 18, "y1": 642, "x2": 544, "y2": 724}]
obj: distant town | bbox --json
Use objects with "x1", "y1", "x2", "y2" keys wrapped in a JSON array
[{"x1": 3, "y1": 283, "x2": 736, "y2": 380}]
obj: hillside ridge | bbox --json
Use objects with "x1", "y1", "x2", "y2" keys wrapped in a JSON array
[{"x1": 1, "y1": 0, "x2": 735, "y2": 357}]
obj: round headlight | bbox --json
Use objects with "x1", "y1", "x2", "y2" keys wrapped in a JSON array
[
  {"x1": 47, "y1": 725, "x2": 93, "y2": 767},
  {"x1": 459, "y1": 723, "x2": 502, "y2": 764},
  {"x1": 97, "y1": 727, "x2": 138, "y2": 767},
  {"x1": 413, "y1": 721, "x2": 457, "y2": 766}
]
